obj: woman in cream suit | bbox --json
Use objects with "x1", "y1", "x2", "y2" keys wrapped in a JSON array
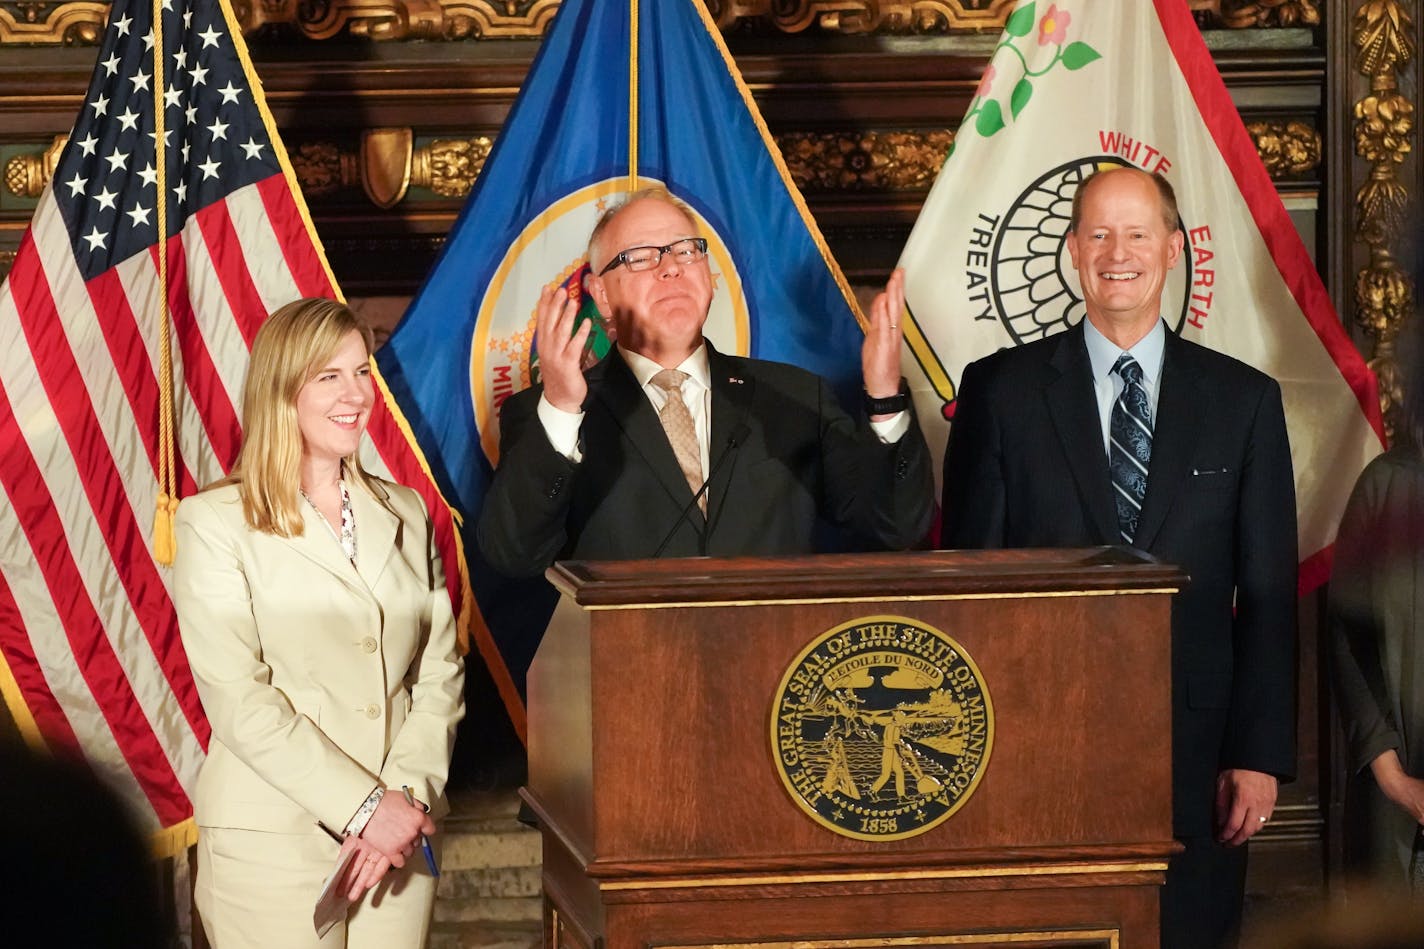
[{"x1": 174, "y1": 298, "x2": 465, "y2": 948}]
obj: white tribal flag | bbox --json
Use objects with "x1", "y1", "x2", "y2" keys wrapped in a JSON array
[{"x1": 900, "y1": 0, "x2": 1383, "y2": 590}]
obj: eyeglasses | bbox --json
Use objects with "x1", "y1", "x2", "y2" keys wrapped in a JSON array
[{"x1": 597, "y1": 237, "x2": 708, "y2": 276}]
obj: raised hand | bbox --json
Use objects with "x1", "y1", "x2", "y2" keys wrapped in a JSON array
[
  {"x1": 537, "y1": 284, "x2": 593, "y2": 413},
  {"x1": 864, "y1": 267, "x2": 907, "y2": 403}
]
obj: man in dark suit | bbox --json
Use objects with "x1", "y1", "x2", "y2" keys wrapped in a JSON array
[
  {"x1": 942, "y1": 167, "x2": 1297, "y2": 948},
  {"x1": 478, "y1": 187, "x2": 933, "y2": 577}
]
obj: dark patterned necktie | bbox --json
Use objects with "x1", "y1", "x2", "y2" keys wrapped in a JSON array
[{"x1": 1109, "y1": 354, "x2": 1153, "y2": 544}]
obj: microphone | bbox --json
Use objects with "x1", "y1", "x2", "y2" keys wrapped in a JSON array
[{"x1": 652, "y1": 423, "x2": 750, "y2": 558}]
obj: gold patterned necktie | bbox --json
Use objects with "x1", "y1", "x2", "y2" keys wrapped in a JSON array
[{"x1": 650, "y1": 368, "x2": 705, "y2": 515}]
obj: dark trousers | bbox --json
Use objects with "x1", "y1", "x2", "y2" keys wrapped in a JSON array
[{"x1": 1161, "y1": 835, "x2": 1248, "y2": 949}]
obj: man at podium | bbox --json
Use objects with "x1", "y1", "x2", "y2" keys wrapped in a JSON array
[
  {"x1": 477, "y1": 187, "x2": 934, "y2": 575},
  {"x1": 941, "y1": 167, "x2": 1297, "y2": 949}
]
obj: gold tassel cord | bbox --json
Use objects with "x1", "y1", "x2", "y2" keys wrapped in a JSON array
[{"x1": 151, "y1": 0, "x2": 179, "y2": 564}]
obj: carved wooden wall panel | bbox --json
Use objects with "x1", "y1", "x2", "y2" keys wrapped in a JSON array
[
  {"x1": 1346, "y1": 0, "x2": 1416, "y2": 442},
  {"x1": 0, "y1": 0, "x2": 106, "y2": 44},
  {"x1": 0, "y1": 0, "x2": 1323, "y2": 44},
  {"x1": 0, "y1": 9, "x2": 1333, "y2": 295}
]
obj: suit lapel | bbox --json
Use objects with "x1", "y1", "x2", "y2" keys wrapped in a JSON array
[
  {"x1": 705, "y1": 344, "x2": 752, "y2": 526},
  {"x1": 350, "y1": 478, "x2": 398, "y2": 592},
  {"x1": 595, "y1": 349, "x2": 701, "y2": 509},
  {"x1": 1133, "y1": 332, "x2": 1202, "y2": 550},
  {"x1": 281, "y1": 497, "x2": 367, "y2": 597},
  {"x1": 1045, "y1": 323, "x2": 1119, "y2": 545}
]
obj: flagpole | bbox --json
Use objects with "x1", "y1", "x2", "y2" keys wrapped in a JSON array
[
  {"x1": 149, "y1": 0, "x2": 195, "y2": 858},
  {"x1": 151, "y1": 0, "x2": 179, "y2": 565},
  {"x1": 628, "y1": 0, "x2": 638, "y2": 189}
]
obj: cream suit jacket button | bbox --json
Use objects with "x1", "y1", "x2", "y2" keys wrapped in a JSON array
[
  {"x1": 361, "y1": 636, "x2": 378, "y2": 654},
  {"x1": 364, "y1": 703, "x2": 381, "y2": 719}
]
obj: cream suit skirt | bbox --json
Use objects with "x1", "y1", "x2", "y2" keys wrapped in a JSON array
[{"x1": 195, "y1": 825, "x2": 438, "y2": 948}]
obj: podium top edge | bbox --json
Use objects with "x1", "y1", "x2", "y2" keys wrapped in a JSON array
[{"x1": 546, "y1": 547, "x2": 1189, "y2": 607}]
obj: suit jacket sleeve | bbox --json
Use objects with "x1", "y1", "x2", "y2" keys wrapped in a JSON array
[
  {"x1": 378, "y1": 489, "x2": 466, "y2": 813},
  {"x1": 820, "y1": 377, "x2": 935, "y2": 549},
  {"x1": 940, "y1": 358, "x2": 1007, "y2": 548},
  {"x1": 476, "y1": 387, "x2": 580, "y2": 578},
  {"x1": 1328, "y1": 457, "x2": 1404, "y2": 774},
  {"x1": 174, "y1": 495, "x2": 380, "y2": 831},
  {"x1": 1223, "y1": 377, "x2": 1298, "y2": 779}
]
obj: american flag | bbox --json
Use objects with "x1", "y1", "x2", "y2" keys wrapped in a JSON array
[{"x1": 0, "y1": 0, "x2": 468, "y2": 860}]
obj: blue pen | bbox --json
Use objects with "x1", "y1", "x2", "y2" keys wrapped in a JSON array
[{"x1": 402, "y1": 785, "x2": 439, "y2": 878}]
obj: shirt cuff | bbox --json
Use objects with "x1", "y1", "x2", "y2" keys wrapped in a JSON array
[
  {"x1": 343, "y1": 785, "x2": 384, "y2": 837},
  {"x1": 537, "y1": 394, "x2": 585, "y2": 462},
  {"x1": 869, "y1": 411, "x2": 910, "y2": 444}
]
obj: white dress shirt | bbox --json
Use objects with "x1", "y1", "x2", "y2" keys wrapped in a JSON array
[{"x1": 536, "y1": 342, "x2": 910, "y2": 467}]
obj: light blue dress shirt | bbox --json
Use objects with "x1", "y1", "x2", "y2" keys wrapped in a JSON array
[{"x1": 1081, "y1": 318, "x2": 1166, "y2": 460}]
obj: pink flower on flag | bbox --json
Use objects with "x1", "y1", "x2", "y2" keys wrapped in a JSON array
[
  {"x1": 1037, "y1": 4, "x2": 1070, "y2": 46},
  {"x1": 976, "y1": 63, "x2": 997, "y2": 98}
]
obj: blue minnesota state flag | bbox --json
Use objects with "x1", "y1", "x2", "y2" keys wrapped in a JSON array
[{"x1": 376, "y1": 0, "x2": 865, "y2": 742}]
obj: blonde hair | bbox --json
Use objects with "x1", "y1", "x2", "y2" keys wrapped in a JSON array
[
  {"x1": 587, "y1": 186, "x2": 700, "y2": 272},
  {"x1": 225, "y1": 297, "x2": 379, "y2": 536}
]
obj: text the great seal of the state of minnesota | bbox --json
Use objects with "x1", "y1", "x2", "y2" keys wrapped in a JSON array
[{"x1": 770, "y1": 615, "x2": 994, "y2": 841}]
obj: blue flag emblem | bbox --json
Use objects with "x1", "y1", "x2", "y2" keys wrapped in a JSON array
[{"x1": 377, "y1": 0, "x2": 865, "y2": 740}]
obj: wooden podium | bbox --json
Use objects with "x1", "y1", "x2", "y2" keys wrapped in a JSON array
[{"x1": 523, "y1": 547, "x2": 1184, "y2": 949}]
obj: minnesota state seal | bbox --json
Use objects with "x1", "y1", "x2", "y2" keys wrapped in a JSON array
[{"x1": 770, "y1": 615, "x2": 993, "y2": 841}]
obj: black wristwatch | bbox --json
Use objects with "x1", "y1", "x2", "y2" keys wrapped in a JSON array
[{"x1": 863, "y1": 379, "x2": 910, "y2": 416}]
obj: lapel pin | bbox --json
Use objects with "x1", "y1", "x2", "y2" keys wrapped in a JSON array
[{"x1": 728, "y1": 376, "x2": 744, "y2": 384}]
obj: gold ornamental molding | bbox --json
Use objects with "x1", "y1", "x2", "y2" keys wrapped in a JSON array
[
  {"x1": 3, "y1": 129, "x2": 493, "y2": 206},
  {"x1": 410, "y1": 134, "x2": 495, "y2": 198},
  {"x1": 1244, "y1": 120, "x2": 1321, "y2": 178},
  {"x1": 779, "y1": 130, "x2": 955, "y2": 193},
  {"x1": 1, "y1": 128, "x2": 951, "y2": 201},
  {"x1": 0, "y1": 0, "x2": 1323, "y2": 44},
  {"x1": 228, "y1": 0, "x2": 559, "y2": 41},
  {"x1": 1191, "y1": 0, "x2": 1320, "y2": 28},
  {"x1": 2, "y1": 125, "x2": 1319, "y2": 206},
  {"x1": 0, "y1": 0, "x2": 561, "y2": 42},
  {"x1": 286, "y1": 142, "x2": 362, "y2": 197},
  {"x1": 704, "y1": 0, "x2": 1015, "y2": 34},
  {"x1": 0, "y1": 1, "x2": 106, "y2": 45},
  {"x1": 4, "y1": 135, "x2": 67, "y2": 199},
  {"x1": 1350, "y1": 0, "x2": 1417, "y2": 440},
  {"x1": 282, "y1": 131, "x2": 494, "y2": 203}
]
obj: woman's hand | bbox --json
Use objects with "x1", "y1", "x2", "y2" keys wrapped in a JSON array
[
  {"x1": 1371, "y1": 750, "x2": 1424, "y2": 824},
  {"x1": 336, "y1": 835, "x2": 391, "y2": 902},
  {"x1": 359, "y1": 789, "x2": 435, "y2": 865}
]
